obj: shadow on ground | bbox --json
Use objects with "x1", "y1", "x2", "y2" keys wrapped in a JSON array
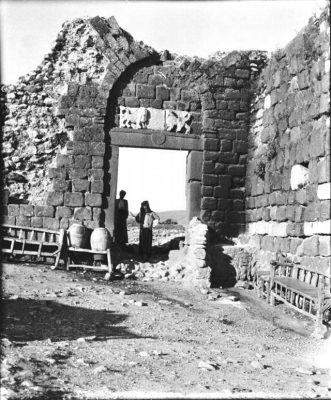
[{"x1": 2, "y1": 298, "x2": 142, "y2": 342}]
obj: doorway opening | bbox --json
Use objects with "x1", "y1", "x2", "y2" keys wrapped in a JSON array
[{"x1": 116, "y1": 147, "x2": 188, "y2": 258}]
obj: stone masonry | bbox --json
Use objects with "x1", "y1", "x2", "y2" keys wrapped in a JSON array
[{"x1": 1, "y1": 6, "x2": 330, "y2": 282}]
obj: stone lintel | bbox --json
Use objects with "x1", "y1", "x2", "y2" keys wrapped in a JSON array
[{"x1": 110, "y1": 128, "x2": 203, "y2": 151}]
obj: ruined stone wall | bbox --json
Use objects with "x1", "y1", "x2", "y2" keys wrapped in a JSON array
[
  {"x1": 1, "y1": 14, "x2": 266, "y2": 237},
  {"x1": 244, "y1": 6, "x2": 330, "y2": 271}
]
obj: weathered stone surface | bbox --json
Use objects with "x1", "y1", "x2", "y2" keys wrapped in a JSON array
[
  {"x1": 31, "y1": 217, "x2": 43, "y2": 228},
  {"x1": 74, "y1": 207, "x2": 92, "y2": 220},
  {"x1": 91, "y1": 180, "x2": 104, "y2": 193},
  {"x1": 85, "y1": 193, "x2": 102, "y2": 207},
  {"x1": 43, "y1": 217, "x2": 60, "y2": 230},
  {"x1": 89, "y1": 142, "x2": 105, "y2": 156},
  {"x1": 46, "y1": 192, "x2": 64, "y2": 206},
  {"x1": 52, "y1": 179, "x2": 71, "y2": 192},
  {"x1": 19, "y1": 204, "x2": 34, "y2": 217},
  {"x1": 64, "y1": 193, "x2": 84, "y2": 207},
  {"x1": 72, "y1": 179, "x2": 90, "y2": 192},
  {"x1": 92, "y1": 156, "x2": 104, "y2": 169},
  {"x1": 55, "y1": 206, "x2": 73, "y2": 218},
  {"x1": 88, "y1": 169, "x2": 104, "y2": 181},
  {"x1": 35, "y1": 205, "x2": 54, "y2": 217},
  {"x1": 74, "y1": 155, "x2": 92, "y2": 169}
]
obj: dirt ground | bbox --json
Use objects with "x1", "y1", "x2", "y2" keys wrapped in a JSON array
[{"x1": 1, "y1": 258, "x2": 331, "y2": 400}]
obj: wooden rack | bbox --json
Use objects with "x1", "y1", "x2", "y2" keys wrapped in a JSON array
[{"x1": 1, "y1": 224, "x2": 65, "y2": 269}]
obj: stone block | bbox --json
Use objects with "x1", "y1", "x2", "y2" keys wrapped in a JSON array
[
  {"x1": 201, "y1": 186, "x2": 213, "y2": 197},
  {"x1": 234, "y1": 141, "x2": 248, "y2": 154},
  {"x1": 228, "y1": 165, "x2": 245, "y2": 176},
  {"x1": 74, "y1": 155, "x2": 91, "y2": 169},
  {"x1": 85, "y1": 193, "x2": 102, "y2": 207},
  {"x1": 203, "y1": 174, "x2": 218, "y2": 186},
  {"x1": 55, "y1": 154, "x2": 74, "y2": 168},
  {"x1": 320, "y1": 93, "x2": 330, "y2": 114},
  {"x1": 122, "y1": 83, "x2": 136, "y2": 97},
  {"x1": 34, "y1": 205, "x2": 54, "y2": 218},
  {"x1": 302, "y1": 236, "x2": 319, "y2": 256},
  {"x1": 296, "y1": 189, "x2": 307, "y2": 205},
  {"x1": 312, "y1": 220, "x2": 331, "y2": 235},
  {"x1": 16, "y1": 216, "x2": 31, "y2": 227},
  {"x1": 136, "y1": 84, "x2": 155, "y2": 99},
  {"x1": 320, "y1": 200, "x2": 331, "y2": 220},
  {"x1": 88, "y1": 169, "x2": 104, "y2": 181},
  {"x1": 72, "y1": 179, "x2": 90, "y2": 192},
  {"x1": 232, "y1": 199, "x2": 244, "y2": 211},
  {"x1": 19, "y1": 204, "x2": 34, "y2": 217},
  {"x1": 64, "y1": 193, "x2": 84, "y2": 207},
  {"x1": 228, "y1": 211, "x2": 245, "y2": 224},
  {"x1": 72, "y1": 141, "x2": 88, "y2": 155},
  {"x1": 217, "y1": 199, "x2": 232, "y2": 210},
  {"x1": 290, "y1": 238, "x2": 303, "y2": 254},
  {"x1": 93, "y1": 208, "x2": 103, "y2": 222},
  {"x1": 156, "y1": 86, "x2": 170, "y2": 101},
  {"x1": 60, "y1": 218, "x2": 70, "y2": 230},
  {"x1": 204, "y1": 138, "x2": 219, "y2": 151},
  {"x1": 148, "y1": 108, "x2": 166, "y2": 130},
  {"x1": 89, "y1": 142, "x2": 105, "y2": 156},
  {"x1": 319, "y1": 236, "x2": 331, "y2": 256},
  {"x1": 219, "y1": 153, "x2": 239, "y2": 164},
  {"x1": 68, "y1": 168, "x2": 88, "y2": 180},
  {"x1": 31, "y1": 217, "x2": 43, "y2": 228},
  {"x1": 230, "y1": 189, "x2": 245, "y2": 199},
  {"x1": 55, "y1": 206, "x2": 73, "y2": 218},
  {"x1": 43, "y1": 218, "x2": 60, "y2": 230},
  {"x1": 203, "y1": 161, "x2": 215, "y2": 174},
  {"x1": 83, "y1": 126, "x2": 105, "y2": 142},
  {"x1": 211, "y1": 210, "x2": 224, "y2": 222},
  {"x1": 92, "y1": 156, "x2": 104, "y2": 169},
  {"x1": 317, "y1": 156, "x2": 330, "y2": 183},
  {"x1": 91, "y1": 180, "x2": 104, "y2": 193},
  {"x1": 201, "y1": 197, "x2": 217, "y2": 210},
  {"x1": 214, "y1": 186, "x2": 229, "y2": 198},
  {"x1": 186, "y1": 181, "x2": 202, "y2": 223},
  {"x1": 150, "y1": 99, "x2": 162, "y2": 109},
  {"x1": 220, "y1": 140, "x2": 232, "y2": 152},
  {"x1": 74, "y1": 207, "x2": 92, "y2": 221},
  {"x1": 46, "y1": 192, "x2": 64, "y2": 206},
  {"x1": 317, "y1": 183, "x2": 331, "y2": 200},
  {"x1": 275, "y1": 206, "x2": 287, "y2": 222},
  {"x1": 187, "y1": 151, "x2": 203, "y2": 182},
  {"x1": 125, "y1": 97, "x2": 140, "y2": 108},
  {"x1": 52, "y1": 179, "x2": 71, "y2": 192},
  {"x1": 48, "y1": 168, "x2": 67, "y2": 179},
  {"x1": 218, "y1": 175, "x2": 232, "y2": 187}
]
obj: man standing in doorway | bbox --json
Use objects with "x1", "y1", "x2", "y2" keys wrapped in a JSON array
[{"x1": 114, "y1": 190, "x2": 129, "y2": 247}]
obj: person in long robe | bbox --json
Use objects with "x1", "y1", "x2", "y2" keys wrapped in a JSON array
[
  {"x1": 135, "y1": 200, "x2": 159, "y2": 260},
  {"x1": 114, "y1": 190, "x2": 129, "y2": 247}
]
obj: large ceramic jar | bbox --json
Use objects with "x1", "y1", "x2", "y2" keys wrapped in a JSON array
[
  {"x1": 90, "y1": 228, "x2": 111, "y2": 251},
  {"x1": 68, "y1": 223, "x2": 88, "y2": 248}
]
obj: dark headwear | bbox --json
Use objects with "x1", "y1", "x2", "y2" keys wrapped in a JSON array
[{"x1": 119, "y1": 190, "x2": 126, "y2": 198}]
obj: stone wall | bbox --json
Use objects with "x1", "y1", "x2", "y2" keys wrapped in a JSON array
[
  {"x1": 2, "y1": 7, "x2": 329, "y2": 279},
  {"x1": 1, "y1": 14, "x2": 266, "y2": 238},
  {"x1": 243, "y1": 7, "x2": 330, "y2": 272}
]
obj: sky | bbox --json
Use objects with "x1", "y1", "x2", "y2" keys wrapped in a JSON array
[{"x1": 0, "y1": 0, "x2": 326, "y2": 212}]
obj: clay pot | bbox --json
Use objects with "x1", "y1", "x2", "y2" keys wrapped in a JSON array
[
  {"x1": 68, "y1": 223, "x2": 88, "y2": 248},
  {"x1": 90, "y1": 228, "x2": 111, "y2": 251}
]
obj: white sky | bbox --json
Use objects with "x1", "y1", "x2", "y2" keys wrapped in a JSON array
[
  {"x1": 0, "y1": 0, "x2": 326, "y2": 212},
  {"x1": 118, "y1": 148, "x2": 188, "y2": 213}
]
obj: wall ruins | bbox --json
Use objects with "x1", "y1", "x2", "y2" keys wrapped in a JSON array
[{"x1": 1, "y1": 6, "x2": 330, "y2": 287}]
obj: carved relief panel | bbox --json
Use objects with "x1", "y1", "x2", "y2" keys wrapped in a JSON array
[{"x1": 119, "y1": 106, "x2": 193, "y2": 134}]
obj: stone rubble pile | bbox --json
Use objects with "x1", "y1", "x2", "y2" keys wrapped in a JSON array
[{"x1": 116, "y1": 218, "x2": 211, "y2": 288}]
